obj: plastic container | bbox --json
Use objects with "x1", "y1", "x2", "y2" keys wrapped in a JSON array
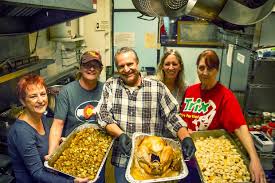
[{"x1": 267, "y1": 122, "x2": 275, "y2": 137}]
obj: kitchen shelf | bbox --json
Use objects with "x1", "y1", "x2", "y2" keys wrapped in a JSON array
[
  {"x1": 0, "y1": 59, "x2": 54, "y2": 84},
  {"x1": 51, "y1": 37, "x2": 84, "y2": 42},
  {"x1": 45, "y1": 65, "x2": 78, "y2": 86}
]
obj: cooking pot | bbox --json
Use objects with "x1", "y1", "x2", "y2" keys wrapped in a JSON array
[{"x1": 47, "y1": 85, "x2": 63, "y2": 112}]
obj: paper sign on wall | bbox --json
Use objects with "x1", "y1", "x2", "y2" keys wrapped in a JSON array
[
  {"x1": 144, "y1": 32, "x2": 157, "y2": 48},
  {"x1": 114, "y1": 32, "x2": 135, "y2": 48},
  {"x1": 227, "y1": 44, "x2": 234, "y2": 67},
  {"x1": 237, "y1": 53, "x2": 245, "y2": 64}
]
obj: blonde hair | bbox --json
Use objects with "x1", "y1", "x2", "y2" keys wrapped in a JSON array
[{"x1": 156, "y1": 49, "x2": 186, "y2": 91}]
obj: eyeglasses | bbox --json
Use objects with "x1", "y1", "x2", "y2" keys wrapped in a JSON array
[{"x1": 81, "y1": 62, "x2": 102, "y2": 70}]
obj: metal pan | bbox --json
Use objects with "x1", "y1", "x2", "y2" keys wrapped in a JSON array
[
  {"x1": 44, "y1": 123, "x2": 114, "y2": 183},
  {"x1": 191, "y1": 129, "x2": 251, "y2": 183},
  {"x1": 126, "y1": 132, "x2": 188, "y2": 183}
]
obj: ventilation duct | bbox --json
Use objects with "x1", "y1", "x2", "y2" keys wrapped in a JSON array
[
  {"x1": 0, "y1": 0, "x2": 95, "y2": 35},
  {"x1": 132, "y1": 0, "x2": 188, "y2": 17},
  {"x1": 132, "y1": 0, "x2": 275, "y2": 26}
]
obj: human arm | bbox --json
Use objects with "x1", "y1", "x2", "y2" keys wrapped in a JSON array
[
  {"x1": 105, "y1": 123, "x2": 123, "y2": 137},
  {"x1": 159, "y1": 83, "x2": 196, "y2": 159},
  {"x1": 234, "y1": 125, "x2": 266, "y2": 183},
  {"x1": 10, "y1": 127, "x2": 74, "y2": 183},
  {"x1": 48, "y1": 118, "x2": 64, "y2": 156},
  {"x1": 97, "y1": 80, "x2": 132, "y2": 155},
  {"x1": 96, "y1": 80, "x2": 118, "y2": 128},
  {"x1": 106, "y1": 123, "x2": 132, "y2": 155},
  {"x1": 47, "y1": 86, "x2": 70, "y2": 156}
]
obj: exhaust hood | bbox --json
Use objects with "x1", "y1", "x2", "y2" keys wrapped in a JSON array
[
  {"x1": 132, "y1": 0, "x2": 275, "y2": 28},
  {"x1": 0, "y1": 0, "x2": 96, "y2": 35}
]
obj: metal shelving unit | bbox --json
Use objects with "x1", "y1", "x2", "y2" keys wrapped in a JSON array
[{"x1": 245, "y1": 56, "x2": 275, "y2": 112}]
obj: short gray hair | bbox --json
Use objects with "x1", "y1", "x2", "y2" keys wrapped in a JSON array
[{"x1": 114, "y1": 47, "x2": 139, "y2": 65}]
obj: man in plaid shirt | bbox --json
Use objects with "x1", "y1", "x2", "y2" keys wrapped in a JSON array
[{"x1": 97, "y1": 47, "x2": 195, "y2": 182}]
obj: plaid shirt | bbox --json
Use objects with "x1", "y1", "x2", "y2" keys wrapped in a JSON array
[{"x1": 97, "y1": 76, "x2": 187, "y2": 167}]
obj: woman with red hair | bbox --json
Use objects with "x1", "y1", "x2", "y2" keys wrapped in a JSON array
[{"x1": 8, "y1": 74, "x2": 88, "y2": 183}]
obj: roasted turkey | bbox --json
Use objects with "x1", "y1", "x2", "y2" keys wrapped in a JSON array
[{"x1": 130, "y1": 136, "x2": 182, "y2": 180}]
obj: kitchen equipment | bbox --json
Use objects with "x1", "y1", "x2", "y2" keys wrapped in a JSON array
[
  {"x1": 45, "y1": 123, "x2": 114, "y2": 183},
  {"x1": 47, "y1": 85, "x2": 64, "y2": 112},
  {"x1": 0, "y1": 0, "x2": 96, "y2": 35},
  {"x1": 250, "y1": 131, "x2": 274, "y2": 152},
  {"x1": 267, "y1": 122, "x2": 275, "y2": 138},
  {"x1": 132, "y1": 0, "x2": 275, "y2": 26},
  {"x1": 126, "y1": 132, "x2": 188, "y2": 183},
  {"x1": 256, "y1": 47, "x2": 275, "y2": 58},
  {"x1": 132, "y1": 0, "x2": 188, "y2": 17}
]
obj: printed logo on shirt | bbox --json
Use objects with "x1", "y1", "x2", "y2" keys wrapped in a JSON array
[
  {"x1": 75, "y1": 100, "x2": 99, "y2": 123},
  {"x1": 181, "y1": 98, "x2": 216, "y2": 131}
]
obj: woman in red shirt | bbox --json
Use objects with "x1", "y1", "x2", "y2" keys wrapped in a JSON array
[{"x1": 180, "y1": 50, "x2": 266, "y2": 183}]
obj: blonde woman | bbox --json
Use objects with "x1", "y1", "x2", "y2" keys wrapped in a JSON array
[{"x1": 156, "y1": 49, "x2": 187, "y2": 104}]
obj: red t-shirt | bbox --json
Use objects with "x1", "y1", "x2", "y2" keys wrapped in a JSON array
[{"x1": 180, "y1": 83, "x2": 246, "y2": 132}]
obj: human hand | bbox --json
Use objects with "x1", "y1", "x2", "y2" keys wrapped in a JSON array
[
  {"x1": 60, "y1": 137, "x2": 66, "y2": 143},
  {"x1": 118, "y1": 133, "x2": 132, "y2": 156},
  {"x1": 249, "y1": 158, "x2": 266, "y2": 183},
  {"x1": 181, "y1": 137, "x2": 196, "y2": 160},
  {"x1": 44, "y1": 154, "x2": 50, "y2": 161},
  {"x1": 74, "y1": 177, "x2": 89, "y2": 183}
]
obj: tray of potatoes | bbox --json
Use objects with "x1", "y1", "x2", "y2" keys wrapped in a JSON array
[{"x1": 191, "y1": 129, "x2": 251, "y2": 183}]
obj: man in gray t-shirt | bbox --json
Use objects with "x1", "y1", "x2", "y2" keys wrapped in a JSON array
[
  {"x1": 54, "y1": 80, "x2": 104, "y2": 136},
  {"x1": 48, "y1": 50, "x2": 105, "y2": 183}
]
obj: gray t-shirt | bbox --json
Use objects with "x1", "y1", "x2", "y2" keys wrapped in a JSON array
[{"x1": 54, "y1": 80, "x2": 104, "y2": 136}]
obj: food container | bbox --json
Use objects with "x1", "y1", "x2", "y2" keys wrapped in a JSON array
[
  {"x1": 263, "y1": 112, "x2": 271, "y2": 123},
  {"x1": 44, "y1": 123, "x2": 114, "y2": 183},
  {"x1": 267, "y1": 122, "x2": 275, "y2": 137},
  {"x1": 125, "y1": 132, "x2": 188, "y2": 183},
  {"x1": 191, "y1": 129, "x2": 251, "y2": 183}
]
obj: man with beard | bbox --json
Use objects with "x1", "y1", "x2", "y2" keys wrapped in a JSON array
[
  {"x1": 96, "y1": 47, "x2": 196, "y2": 183},
  {"x1": 47, "y1": 50, "x2": 105, "y2": 183}
]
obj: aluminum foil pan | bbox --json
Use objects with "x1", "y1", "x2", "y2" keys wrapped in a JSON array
[
  {"x1": 44, "y1": 123, "x2": 114, "y2": 183},
  {"x1": 191, "y1": 129, "x2": 251, "y2": 183},
  {"x1": 126, "y1": 132, "x2": 188, "y2": 183}
]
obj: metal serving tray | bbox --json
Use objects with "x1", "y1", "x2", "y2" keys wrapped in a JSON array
[
  {"x1": 191, "y1": 129, "x2": 251, "y2": 183},
  {"x1": 44, "y1": 123, "x2": 114, "y2": 183},
  {"x1": 126, "y1": 132, "x2": 189, "y2": 183}
]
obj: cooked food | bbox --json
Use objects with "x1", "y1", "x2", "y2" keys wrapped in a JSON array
[
  {"x1": 131, "y1": 136, "x2": 182, "y2": 180},
  {"x1": 53, "y1": 128, "x2": 112, "y2": 180},
  {"x1": 195, "y1": 136, "x2": 250, "y2": 183}
]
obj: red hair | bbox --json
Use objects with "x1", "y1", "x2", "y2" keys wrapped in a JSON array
[
  {"x1": 196, "y1": 50, "x2": 220, "y2": 70},
  {"x1": 17, "y1": 74, "x2": 46, "y2": 101}
]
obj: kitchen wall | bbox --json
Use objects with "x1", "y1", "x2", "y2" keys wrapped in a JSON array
[{"x1": 29, "y1": 0, "x2": 112, "y2": 82}]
